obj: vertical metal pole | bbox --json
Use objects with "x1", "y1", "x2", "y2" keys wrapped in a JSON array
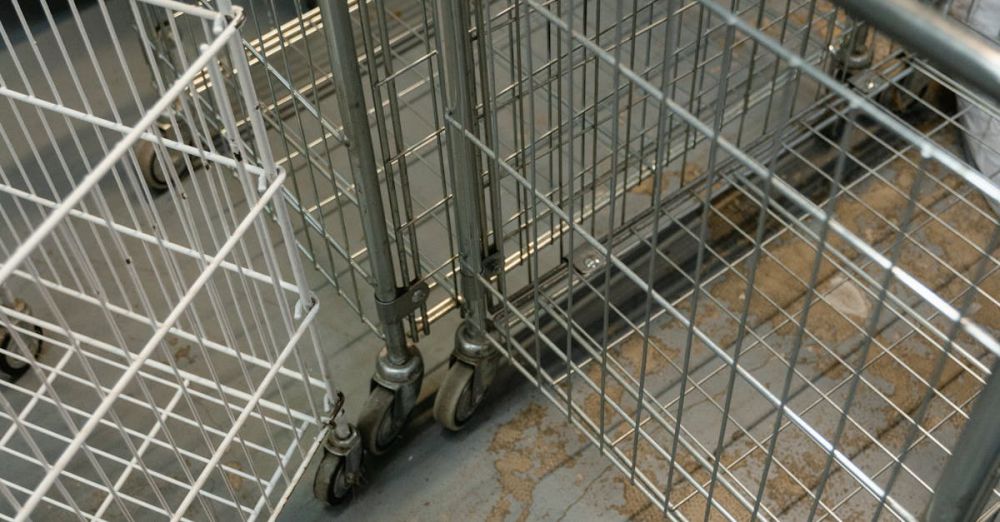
[
  {"x1": 925, "y1": 363, "x2": 1000, "y2": 522},
  {"x1": 437, "y1": 0, "x2": 488, "y2": 331},
  {"x1": 318, "y1": 0, "x2": 408, "y2": 362},
  {"x1": 433, "y1": 0, "x2": 499, "y2": 432}
]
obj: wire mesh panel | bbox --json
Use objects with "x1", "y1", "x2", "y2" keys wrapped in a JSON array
[
  {"x1": 436, "y1": 0, "x2": 1000, "y2": 519},
  {"x1": 121, "y1": 0, "x2": 1000, "y2": 517},
  {"x1": 138, "y1": 0, "x2": 461, "y2": 338},
  {"x1": 0, "y1": 1, "x2": 349, "y2": 519}
]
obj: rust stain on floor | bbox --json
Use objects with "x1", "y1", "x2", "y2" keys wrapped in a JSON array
[{"x1": 486, "y1": 402, "x2": 580, "y2": 522}]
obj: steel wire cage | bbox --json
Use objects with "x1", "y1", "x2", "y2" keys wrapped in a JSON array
[
  {"x1": 127, "y1": 0, "x2": 1000, "y2": 518},
  {"x1": 432, "y1": 0, "x2": 1000, "y2": 519},
  {"x1": 137, "y1": 0, "x2": 461, "y2": 339},
  {"x1": 0, "y1": 1, "x2": 358, "y2": 519},
  {"x1": 135, "y1": 1, "x2": 473, "y2": 456}
]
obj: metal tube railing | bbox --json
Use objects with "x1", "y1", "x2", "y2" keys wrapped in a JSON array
[{"x1": 831, "y1": 0, "x2": 1000, "y2": 104}]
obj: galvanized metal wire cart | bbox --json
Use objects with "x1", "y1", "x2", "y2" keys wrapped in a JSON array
[
  {"x1": 431, "y1": 0, "x2": 1000, "y2": 517},
  {"x1": 6, "y1": 0, "x2": 999, "y2": 518},
  {"x1": 317, "y1": 0, "x2": 1000, "y2": 518}
]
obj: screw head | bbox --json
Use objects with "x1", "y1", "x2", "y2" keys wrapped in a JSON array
[{"x1": 582, "y1": 255, "x2": 603, "y2": 271}]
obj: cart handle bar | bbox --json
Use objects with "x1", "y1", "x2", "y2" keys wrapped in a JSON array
[{"x1": 831, "y1": 0, "x2": 1000, "y2": 105}]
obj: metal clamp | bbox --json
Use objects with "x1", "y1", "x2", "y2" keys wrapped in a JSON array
[
  {"x1": 572, "y1": 246, "x2": 606, "y2": 276},
  {"x1": 481, "y1": 247, "x2": 502, "y2": 278},
  {"x1": 374, "y1": 280, "x2": 430, "y2": 324}
]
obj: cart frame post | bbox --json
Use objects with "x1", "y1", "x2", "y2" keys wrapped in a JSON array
[
  {"x1": 925, "y1": 364, "x2": 1000, "y2": 521},
  {"x1": 318, "y1": 0, "x2": 424, "y2": 456},
  {"x1": 433, "y1": 0, "x2": 500, "y2": 431}
]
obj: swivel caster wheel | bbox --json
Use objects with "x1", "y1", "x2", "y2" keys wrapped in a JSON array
[
  {"x1": 357, "y1": 386, "x2": 408, "y2": 455},
  {"x1": 313, "y1": 412, "x2": 362, "y2": 507},
  {"x1": 313, "y1": 447, "x2": 361, "y2": 506},
  {"x1": 359, "y1": 345, "x2": 423, "y2": 455},
  {"x1": 0, "y1": 300, "x2": 43, "y2": 382},
  {"x1": 433, "y1": 361, "x2": 482, "y2": 431}
]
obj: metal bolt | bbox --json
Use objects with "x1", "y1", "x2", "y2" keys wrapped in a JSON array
[
  {"x1": 582, "y1": 254, "x2": 603, "y2": 271},
  {"x1": 412, "y1": 289, "x2": 426, "y2": 303}
]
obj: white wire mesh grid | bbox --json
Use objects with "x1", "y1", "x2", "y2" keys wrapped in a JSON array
[{"x1": 0, "y1": 1, "x2": 331, "y2": 520}]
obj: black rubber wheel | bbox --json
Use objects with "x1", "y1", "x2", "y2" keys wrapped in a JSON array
[
  {"x1": 433, "y1": 362, "x2": 479, "y2": 431},
  {"x1": 0, "y1": 324, "x2": 43, "y2": 381},
  {"x1": 312, "y1": 450, "x2": 356, "y2": 506},
  {"x1": 357, "y1": 386, "x2": 404, "y2": 455}
]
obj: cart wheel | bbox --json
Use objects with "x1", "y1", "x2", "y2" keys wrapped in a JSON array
[
  {"x1": 434, "y1": 362, "x2": 480, "y2": 431},
  {"x1": 313, "y1": 450, "x2": 356, "y2": 505},
  {"x1": 134, "y1": 139, "x2": 171, "y2": 192},
  {"x1": 357, "y1": 386, "x2": 405, "y2": 455},
  {"x1": 0, "y1": 324, "x2": 43, "y2": 381}
]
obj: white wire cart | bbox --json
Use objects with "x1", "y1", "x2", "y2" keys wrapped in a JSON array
[
  {"x1": 56, "y1": 0, "x2": 1000, "y2": 519},
  {"x1": 0, "y1": 0, "x2": 360, "y2": 520}
]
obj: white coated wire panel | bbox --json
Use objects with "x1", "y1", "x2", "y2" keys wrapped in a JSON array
[{"x1": 0, "y1": 1, "x2": 330, "y2": 520}]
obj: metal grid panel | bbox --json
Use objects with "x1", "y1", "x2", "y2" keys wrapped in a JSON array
[
  {"x1": 441, "y1": 0, "x2": 1000, "y2": 519},
  {"x1": 0, "y1": 2, "x2": 334, "y2": 519},
  {"x1": 141, "y1": 1, "x2": 462, "y2": 339},
  {"x1": 126, "y1": 0, "x2": 1000, "y2": 517}
]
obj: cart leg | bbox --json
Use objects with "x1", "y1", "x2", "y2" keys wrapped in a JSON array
[
  {"x1": 925, "y1": 363, "x2": 1000, "y2": 522},
  {"x1": 829, "y1": 20, "x2": 873, "y2": 81},
  {"x1": 318, "y1": 0, "x2": 424, "y2": 455},
  {"x1": 432, "y1": 0, "x2": 501, "y2": 431}
]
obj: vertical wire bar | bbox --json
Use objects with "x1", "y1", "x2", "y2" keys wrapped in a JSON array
[
  {"x1": 805, "y1": 156, "x2": 929, "y2": 520},
  {"x1": 618, "y1": 0, "x2": 641, "y2": 226},
  {"x1": 518, "y1": 0, "x2": 545, "y2": 388},
  {"x1": 563, "y1": 0, "x2": 578, "y2": 421},
  {"x1": 661, "y1": 2, "x2": 731, "y2": 506},
  {"x1": 596, "y1": 0, "x2": 628, "y2": 456},
  {"x1": 750, "y1": 107, "x2": 860, "y2": 518},
  {"x1": 631, "y1": 0, "x2": 681, "y2": 483},
  {"x1": 219, "y1": 31, "x2": 324, "y2": 490},
  {"x1": 697, "y1": 22, "x2": 746, "y2": 519}
]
